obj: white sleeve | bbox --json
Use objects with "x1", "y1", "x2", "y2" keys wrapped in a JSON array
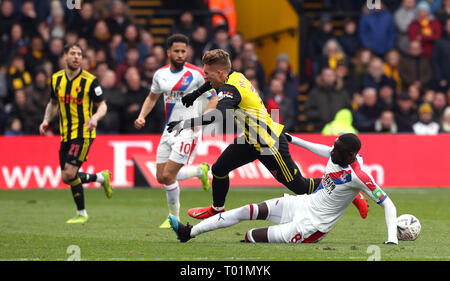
[
  {"x1": 351, "y1": 160, "x2": 398, "y2": 244},
  {"x1": 380, "y1": 197, "x2": 398, "y2": 244},
  {"x1": 289, "y1": 135, "x2": 332, "y2": 158},
  {"x1": 150, "y1": 71, "x2": 162, "y2": 94}
]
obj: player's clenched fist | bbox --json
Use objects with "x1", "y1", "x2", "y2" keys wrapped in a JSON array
[
  {"x1": 39, "y1": 121, "x2": 49, "y2": 136},
  {"x1": 134, "y1": 117, "x2": 146, "y2": 129}
]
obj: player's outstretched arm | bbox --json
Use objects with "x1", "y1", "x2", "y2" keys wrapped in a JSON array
[
  {"x1": 379, "y1": 197, "x2": 398, "y2": 245},
  {"x1": 85, "y1": 101, "x2": 107, "y2": 131},
  {"x1": 135, "y1": 92, "x2": 160, "y2": 129},
  {"x1": 39, "y1": 99, "x2": 59, "y2": 136},
  {"x1": 285, "y1": 133, "x2": 332, "y2": 158}
]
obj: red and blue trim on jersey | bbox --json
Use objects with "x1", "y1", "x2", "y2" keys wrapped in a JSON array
[
  {"x1": 350, "y1": 160, "x2": 387, "y2": 204},
  {"x1": 314, "y1": 170, "x2": 352, "y2": 193},
  {"x1": 164, "y1": 70, "x2": 195, "y2": 126}
]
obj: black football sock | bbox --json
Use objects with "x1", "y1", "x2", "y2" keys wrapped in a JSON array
[
  {"x1": 69, "y1": 177, "x2": 85, "y2": 211},
  {"x1": 211, "y1": 173, "x2": 230, "y2": 208},
  {"x1": 78, "y1": 172, "x2": 97, "y2": 184}
]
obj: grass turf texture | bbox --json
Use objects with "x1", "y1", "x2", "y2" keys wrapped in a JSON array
[{"x1": 0, "y1": 187, "x2": 449, "y2": 261}]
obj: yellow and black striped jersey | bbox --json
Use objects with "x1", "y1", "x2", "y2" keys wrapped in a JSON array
[
  {"x1": 216, "y1": 71, "x2": 284, "y2": 149},
  {"x1": 50, "y1": 69, "x2": 104, "y2": 141}
]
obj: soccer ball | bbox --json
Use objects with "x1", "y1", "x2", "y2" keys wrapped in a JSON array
[{"x1": 397, "y1": 214, "x2": 421, "y2": 241}]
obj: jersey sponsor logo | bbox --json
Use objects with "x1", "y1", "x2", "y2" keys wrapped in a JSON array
[
  {"x1": 59, "y1": 94, "x2": 83, "y2": 104},
  {"x1": 217, "y1": 91, "x2": 234, "y2": 101},
  {"x1": 322, "y1": 175, "x2": 336, "y2": 195}
]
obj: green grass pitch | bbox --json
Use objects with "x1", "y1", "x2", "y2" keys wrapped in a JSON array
[{"x1": 0, "y1": 187, "x2": 449, "y2": 261}]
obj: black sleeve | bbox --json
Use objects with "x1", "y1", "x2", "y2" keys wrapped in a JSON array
[
  {"x1": 88, "y1": 78, "x2": 104, "y2": 103},
  {"x1": 215, "y1": 84, "x2": 242, "y2": 112},
  {"x1": 182, "y1": 84, "x2": 241, "y2": 129}
]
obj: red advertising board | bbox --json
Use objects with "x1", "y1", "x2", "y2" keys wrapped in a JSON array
[{"x1": 1, "y1": 134, "x2": 449, "y2": 189}]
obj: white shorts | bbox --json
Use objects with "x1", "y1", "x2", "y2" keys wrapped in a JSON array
[
  {"x1": 156, "y1": 129, "x2": 200, "y2": 165},
  {"x1": 263, "y1": 194, "x2": 327, "y2": 244}
]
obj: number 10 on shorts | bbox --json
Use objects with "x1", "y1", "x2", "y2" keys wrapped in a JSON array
[{"x1": 179, "y1": 141, "x2": 192, "y2": 155}]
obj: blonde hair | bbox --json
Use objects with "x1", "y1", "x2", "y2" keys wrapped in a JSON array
[{"x1": 202, "y1": 49, "x2": 231, "y2": 72}]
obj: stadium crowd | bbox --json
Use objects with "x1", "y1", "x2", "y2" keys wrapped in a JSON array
[{"x1": 0, "y1": 0, "x2": 449, "y2": 136}]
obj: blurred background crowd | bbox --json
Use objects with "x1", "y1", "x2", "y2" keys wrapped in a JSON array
[{"x1": 0, "y1": 0, "x2": 449, "y2": 136}]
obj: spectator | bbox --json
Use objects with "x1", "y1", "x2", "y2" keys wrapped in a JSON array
[
  {"x1": 407, "y1": 84, "x2": 422, "y2": 110},
  {"x1": 36, "y1": 20, "x2": 50, "y2": 45},
  {"x1": 408, "y1": 1, "x2": 442, "y2": 59},
  {"x1": 19, "y1": 0, "x2": 38, "y2": 41},
  {"x1": 271, "y1": 53, "x2": 299, "y2": 101},
  {"x1": 191, "y1": 26, "x2": 209, "y2": 66},
  {"x1": 47, "y1": 37, "x2": 64, "y2": 71},
  {"x1": 375, "y1": 109, "x2": 398, "y2": 133},
  {"x1": 358, "y1": 3, "x2": 396, "y2": 57},
  {"x1": 379, "y1": 84, "x2": 397, "y2": 110},
  {"x1": 6, "y1": 89, "x2": 39, "y2": 134},
  {"x1": 432, "y1": 91, "x2": 448, "y2": 121},
  {"x1": 141, "y1": 55, "x2": 158, "y2": 88},
  {"x1": 203, "y1": 24, "x2": 234, "y2": 57},
  {"x1": 229, "y1": 32, "x2": 243, "y2": 59},
  {"x1": 395, "y1": 92, "x2": 417, "y2": 132},
  {"x1": 320, "y1": 39, "x2": 346, "y2": 71},
  {"x1": 0, "y1": 0, "x2": 15, "y2": 41},
  {"x1": 308, "y1": 14, "x2": 335, "y2": 79},
  {"x1": 431, "y1": 18, "x2": 450, "y2": 92},
  {"x1": 114, "y1": 47, "x2": 143, "y2": 86},
  {"x1": 436, "y1": 0, "x2": 450, "y2": 24},
  {"x1": 3, "y1": 23, "x2": 27, "y2": 61},
  {"x1": 171, "y1": 10, "x2": 197, "y2": 38},
  {"x1": 152, "y1": 45, "x2": 167, "y2": 67},
  {"x1": 91, "y1": 20, "x2": 112, "y2": 50},
  {"x1": 383, "y1": 49, "x2": 402, "y2": 92},
  {"x1": 25, "y1": 69, "x2": 49, "y2": 117},
  {"x1": 241, "y1": 41, "x2": 266, "y2": 91},
  {"x1": 106, "y1": 0, "x2": 132, "y2": 36},
  {"x1": 399, "y1": 40, "x2": 432, "y2": 90},
  {"x1": 208, "y1": 0, "x2": 238, "y2": 35},
  {"x1": 24, "y1": 36, "x2": 45, "y2": 75},
  {"x1": 338, "y1": 18, "x2": 360, "y2": 58},
  {"x1": 122, "y1": 67, "x2": 153, "y2": 134},
  {"x1": 4, "y1": 117, "x2": 23, "y2": 136},
  {"x1": 265, "y1": 78, "x2": 295, "y2": 132},
  {"x1": 335, "y1": 61, "x2": 357, "y2": 99},
  {"x1": 7, "y1": 55, "x2": 32, "y2": 103},
  {"x1": 394, "y1": 0, "x2": 417, "y2": 54},
  {"x1": 305, "y1": 68, "x2": 351, "y2": 131},
  {"x1": 97, "y1": 69, "x2": 125, "y2": 134},
  {"x1": 68, "y1": 1, "x2": 96, "y2": 40},
  {"x1": 350, "y1": 48, "x2": 375, "y2": 91},
  {"x1": 413, "y1": 102, "x2": 440, "y2": 134},
  {"x1": 115, "y1": 24, "x2": 149, "y2": 65},
  {"x1": 353, "y1": 87, "x2": 382, "y2": 132},
  {"x1": 48, "y1": 0, "x2": 65, "y2": 40},
  {"x1": 321, "y1": 108, "x2": 358, "y2": 135},
  {"x1": 440, "y1": 106, "x2": 450, "y2": 132},
  {"x1": 361, "y1": 57, "x2": 396, "y2": 92}
]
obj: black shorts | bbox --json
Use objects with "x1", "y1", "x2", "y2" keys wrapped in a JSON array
[
  {"x1": 211, "y1": 132, "x2": 311, "y2": 195},
  {"x1": 59, "y1": 138, "x2": 94, "y2": 170}
]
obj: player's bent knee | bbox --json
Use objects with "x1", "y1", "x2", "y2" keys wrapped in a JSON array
[
  {"x1": 61, "y1": 171, "x2": 77, "y2": 184},
  {"x1": 244, "y1": 228, "x2": 269, "y2": 243}
]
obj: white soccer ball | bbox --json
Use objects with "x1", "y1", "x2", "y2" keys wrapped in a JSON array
[{"x1": 397, "y1": 214, "x2": 421, "y2": 241}]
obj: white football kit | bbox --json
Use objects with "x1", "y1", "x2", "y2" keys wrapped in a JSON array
[
  {"x1": 263, "y1": 137, "x2": 398, "y2": 244},
  {"x1": 151, "y1": 63, "x2": 216, "y2": 165}
]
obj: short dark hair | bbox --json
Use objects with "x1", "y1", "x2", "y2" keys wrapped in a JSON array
[
  {"x1": 167, "y1": 33, "x2": 189, "y2": 48},
  {"x1": 338, "y1": 133, "x2": 361, "y2": 153},
  {"x1": 63, "y1": 43, "x2": 84, "y2": 56}
]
